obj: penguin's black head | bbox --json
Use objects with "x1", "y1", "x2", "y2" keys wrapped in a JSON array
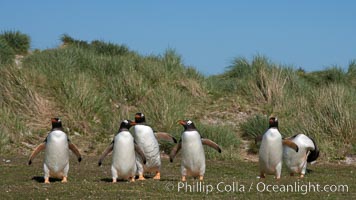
[
  {"x1": 51, "y1": 117, "x2": 62, "y2": 130},
  {"x1": 135, "y1": 112, "x2": 146, "y2": 123},
  {"x1": 119, "y1": 120, "x2": 136, "y2": 131},
  {"x1": 178, "y1": 120, "x2": 197, "y2": 131},
  {"x1": 269, "y1": 117, "x2": 278, "y2": 129}
]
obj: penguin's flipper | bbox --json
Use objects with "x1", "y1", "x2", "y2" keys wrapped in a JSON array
[
  {"x1": 98, "y1": 142, "x2": 114, "y2": 166},
  {"x1": 28, "y1": 142, "x2": 46, "y2": 165},
  {"x1": 154, "y1": 131, "x2": 177, "y2": 143},
  {"x1": 282, "y1": 139, "x2": 299, "y2": 152},
  {"x1": 68, "y1": 142, "x2": 82, "y2": 162},
  {"x1": 201, "y1": 138, "x2": 222, "y2": 153},
  {"x1": 134, "y1": 144, "x2": 147, "y2": 165},
  {"x1": 169, "y1": 141, "x2": 182, "y2": 162}
]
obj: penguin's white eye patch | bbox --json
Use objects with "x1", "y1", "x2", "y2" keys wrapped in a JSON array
[
  {"x1": 123, "y1": 120, "x2": 129, "y2": 124},
  {"x1": 187, "y1": 120, "x2": 192, "y2": 125}
]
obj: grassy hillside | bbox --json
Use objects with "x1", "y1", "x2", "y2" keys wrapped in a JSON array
[
  {"x1": 0, "y1": 32, "x2": 238, "y2": 159},
  {"x1": 207, "y1": 56, "x2": 356, "y2": 159},
  {"x1": 0, "y1": 31, "x2": 355, "y2": 162}
]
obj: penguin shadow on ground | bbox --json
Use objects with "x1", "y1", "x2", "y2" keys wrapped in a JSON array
[
  {"x1": 99, "y1": 178, "x2": 137, "y2": 183},
  {"x1": 100, "y1": 178, "x2": 115, "y2": 183},
  {"x1": 100, "y1": 175, "x2": 173, "y2": 183},
  {"x1": 31, "y1": 176, "x2": 62, "y2": 183}
]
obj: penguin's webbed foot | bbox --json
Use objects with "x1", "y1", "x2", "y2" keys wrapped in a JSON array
[
  {"x1": 138, "y1": 174, "x2": 146, "y2": 181},
  {"x1": 153, "y1": 172, "x2": 160, "y2": 180},
  {"x1": 44, "y1": 177, "x2": 50, "y2": 184},
  {"x1": 61, "y1": 177, "x2": 67, "y2": 183}
]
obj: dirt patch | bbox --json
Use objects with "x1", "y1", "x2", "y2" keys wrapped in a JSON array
[{"x1": 344, "y1": 155, "x2": 356, "y2": 165}]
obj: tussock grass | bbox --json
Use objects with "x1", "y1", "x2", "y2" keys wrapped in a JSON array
[
  {"x1": 60, "y1": 34, "x2": 130, "y2": 56},
  {"x1": 0, "y1": 65, "x2": 56, "y2": 150},
  {"x1": 217, "y1": 55, "x2": 356, "y2": 159},
  {"x1": 197, "y1": 123, "x2": 240, "y2": 160},
  {"x1": 207, "y1": 55, "x2": 295, "y2": 106},
  {"x1": 300, "y1": 66, "x2": 348, "y2": 86},
  {"x1": 0, "y1": 38, "x2": 15, "y2": 65},
  {"x1": 0, "y1": 30, "x2": 30, "y2": 55},
  {"x1": 0, "y1": 34, "x2": 213, "y2": 156},
  {"x1": 291, "y1": 84, "x2": 356, "y2": 158},
  {"x1": 240, "y1": 114, "x2": 269, "y2": 140},
  {"x1": 1, "y1": 32, "x2": 355, "y2": 161}
]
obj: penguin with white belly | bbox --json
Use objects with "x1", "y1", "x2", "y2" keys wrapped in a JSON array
[
  {"x1": 283, "y1": 134, "x2": 319, "y2": 178},
  {"x1": 170, "y1": 120, "x2": 222, "y2": 182},
  {"x1": 258, "y1": 117, "x2": 299, "y2": 180},
  {"x1": 133, "y1": 112, "x2": 177, "y2": 180},
  {"x1": 28, "y1": 118, "x2": 82, "y2": 184},
  {"x1": 98, "y1": 120, "x2": 147, "y2": 183}
]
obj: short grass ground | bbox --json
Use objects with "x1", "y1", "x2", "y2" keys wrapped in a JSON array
[{"x1": 0, "y1": 155, "x2": 355, "y2": 199}]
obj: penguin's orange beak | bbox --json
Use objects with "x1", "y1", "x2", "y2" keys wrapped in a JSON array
[
  {"x1": 130, "y1": 121, "x2": 137, "y2": 126},
  {"x1": 177, "y1": 120, "x2": 186, "y2": 125}
]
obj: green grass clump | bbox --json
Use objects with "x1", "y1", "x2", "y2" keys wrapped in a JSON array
[
  {"x1": 0, "y1": 37, "x2": 15, "y2": 65},
  {"x1": 197, "y1": 123, "x2": 240, "y2": 160},
  {"x1": 60, "y1": 33, "x2": 89, "y2": 48},
  {"x1": 60, "y1": 34, "x2": 130, "y2": 56},
  {"x1": 208, "y1": 55, "x2": 295, "y2": 106},
  {"x1": 347, "y1": 60, "x2": 356, "y2": 87},
  {"x1": 240, "y1": 114, "x2": 268, "y2": 140},
  {"x1": 0, "y1": 30, "x2": 30, "y2": 55},
  {"x1": 91, "y1": 40, "x2": 130, "y2": 56},
  {"x1": 300, "y1": 66, "x2": 348, "y2": 86}
]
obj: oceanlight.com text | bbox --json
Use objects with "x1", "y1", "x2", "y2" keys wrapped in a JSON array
[{"x1": 165, "y1": 181, "x2": 349, "y2": 195}]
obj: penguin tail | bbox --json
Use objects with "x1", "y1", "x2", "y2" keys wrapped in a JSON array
[{"x1": 307, "y1": 137, "x2": 320, "y2": 163}]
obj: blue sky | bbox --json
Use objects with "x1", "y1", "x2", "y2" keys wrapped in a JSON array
[{"x1": 1, "y1": 1, "x2": 355, "y2": 75}]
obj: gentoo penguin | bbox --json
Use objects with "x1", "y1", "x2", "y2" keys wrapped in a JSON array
[
  {"x1": 98, "y1": 120, "x2": 146, "y2": 183},
  {"x1": 28, "y1": 118, "x2": 82, "y2": 184},
  {"x1": 170, "y1": 120, "x2": 222, "y2": 182},
  {"x1": 133, "y1": 112, "x2": 176, "y2": 180},
  {"x1": 283, "y1": 134, "x2": 319, "y2": 178},
  {"x1": 258, "y1": 117, "x2": 298, "y2": 180}
]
